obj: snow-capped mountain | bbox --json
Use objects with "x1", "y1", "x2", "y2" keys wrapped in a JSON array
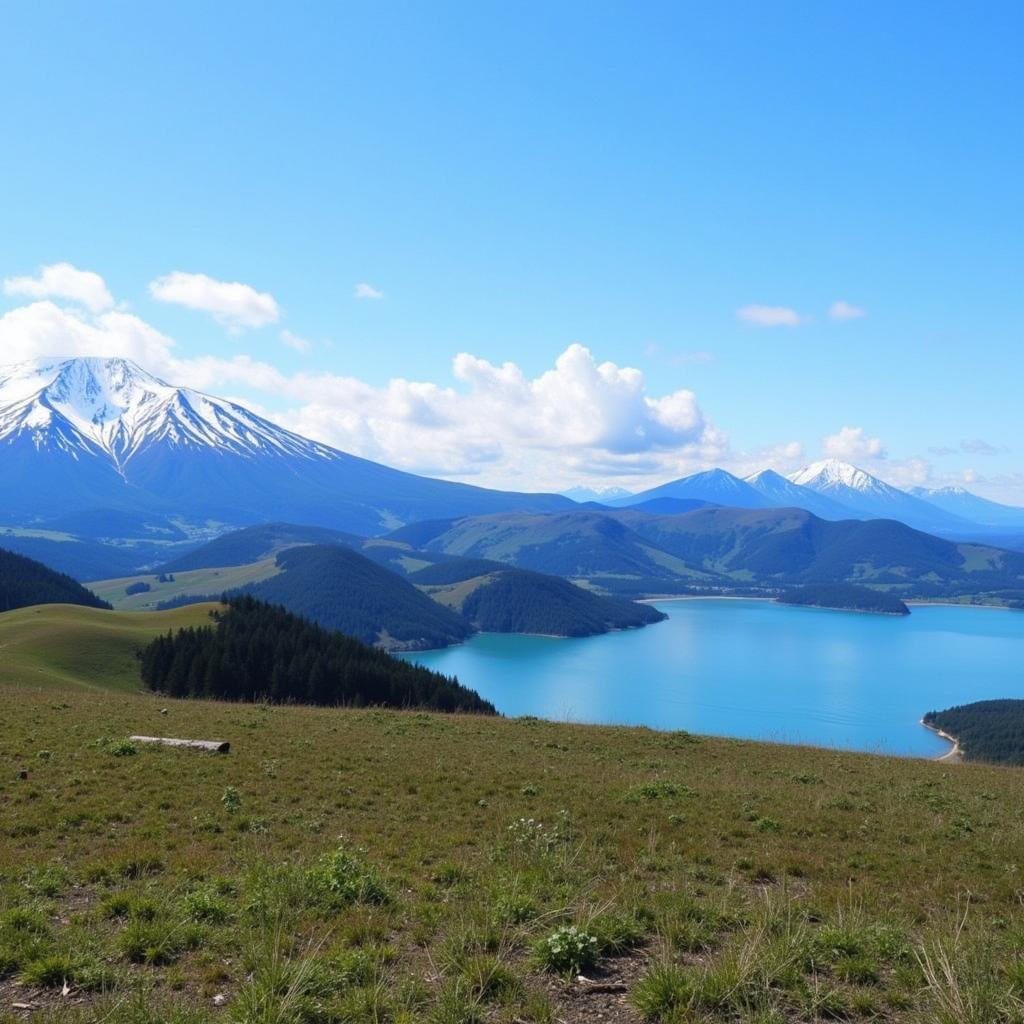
[
  {"x1": 0, "y1": 356, "x2": 571, "y2": 534},
  {"x1": 787, "y1": 459, "x2": 971, "y2": 533},
  {"x1": 909, "y1": 486, "x2": 1024, "y2": 529},
  {"x1": 0, "y1": 356, "x2": 336, "y2": 466},
  {"x1": 743, "y1": 468, "x2": 859, "y2": 521},
  {"x1": 609, "y1": 468, "x2": 772, "y2": 509}
]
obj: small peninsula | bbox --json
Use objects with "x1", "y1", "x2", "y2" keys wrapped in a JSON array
[
  {"x1": 778, "y1": 583, "x2": 910, "y2": 616},
  {"x1": 923, "y1": 700, "x2": 1024, "y2": 765}
]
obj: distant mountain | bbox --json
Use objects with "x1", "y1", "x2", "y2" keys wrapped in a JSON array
[
  {"x1": 562, "y1": 485, "x2": 633, "y2": 503},
  {"x1": 744, "y1": 469, "x2": 859, "y2": 521},
  {"x1": 0, "y1": 356, "x2": 573, "y2": 536},
  {"x1": 403, "y1": 506, "x2": 1024, "y2": 599},
  {"x1": 610, "y1": 469, "x2": 771, "y2": 509},
  {"x1": 0, "y1": 546, "x2": 111, "y2": 613},
  {"x1": 909, "y1": 486, "x2": 1024, "y2": 529},
  {"x1": 625, "y1": 497, "x2": 714, "y2": 516},
  {"x1": 389, "y1": 511, "x2": 714, "y2": 588},
  {"x1": 409, "y1": 558, "x2": 666, "y2": 636},
  {"x1": 788, "y1": 460, "x2": 972, "y2": 534}
]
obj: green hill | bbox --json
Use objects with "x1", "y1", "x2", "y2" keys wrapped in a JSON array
[
  {"x1": 411, "y1": 559, "x2": 667, "y2": 635},
  {"x1": 400, "y1": 507, "x2": 1024, "y2": 599},
  {"x1": 243, "y1": 544, "x2": 473, "y2": 649},
  {"x1": 0, "y1": 546, "x2": 112, "y2": 614},
  {"x1": 157, "y1": 522, "x2": 364, "y2": 572},
  {"x1": 0, "y1": 602, "x2": 217, "y2": 691}
]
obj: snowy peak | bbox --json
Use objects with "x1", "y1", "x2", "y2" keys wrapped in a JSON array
[
  {"x1": 0, "y1": 356, "x2": 337, "y2": 468},
  {"x1": 787, "y1": 459, "x2": 891, "y2": 494}
]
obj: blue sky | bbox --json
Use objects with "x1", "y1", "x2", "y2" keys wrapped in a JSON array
[{"x1": 0, "y1": 2, "x2": 1021, "y2": 499}]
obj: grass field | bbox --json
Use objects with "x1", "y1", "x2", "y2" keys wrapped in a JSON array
[
  {"x1": 87, "y1": 561, "x2": 281, "y2": 612},
  {"x1": 2, "y1": 606, "x2": 1024, "y2": 1022},
  {"x1": 0, "y1": 604, "x2": 218, "y2": 692}
]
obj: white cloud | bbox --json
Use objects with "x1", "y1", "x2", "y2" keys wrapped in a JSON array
[
  {"x1": 822, "y1": 425, "x2": 887, "y2": 461},
  {"x1": 148, "y1": 271, "x2": 280, "y2": 331},
  {"x1": 354, "y1": 282, "x2": 384, "y2": 300},
  {"x1": 3, "y1": 263, "x2": 114, "y2": 313},
  {"x1": 736, "y1": 304, "x2": 806, "y2": 328},
  {"x1": 268, "y1": 343, "x2": 728, "y2": 488},
  {"x1": 0, "y1": 301, "x2": 178, "y2": 371},
  {"x1": 828, "y1": 300, "x2": 866, "y2": 321},
  {"x1": 280, "y1": 329, "x2": 311, "y2": 353}
]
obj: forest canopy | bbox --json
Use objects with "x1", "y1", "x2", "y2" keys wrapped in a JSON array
[{"x1": 138, "y1": 595, "x2": 495, "y2": 714}]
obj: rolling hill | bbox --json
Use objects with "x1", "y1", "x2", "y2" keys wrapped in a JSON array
[
  {"x1": 399, "y1": 506, "x2": 1024, "y2": 599},
  {"x1": 409, "y1": 559, "x2": 667, "y2": 636},
  {"x1": 0, "y1": 602, "x2": 216, "y2": 691},
  {"x1": 237, "y1": 545, "x2": 474, "y2": 650},
  {"x1": 0, "y1": 546, "x2": 111, "y2": 613},
  {"x1": 156, "y1": 522, "x2": 363, "y2": 572}
]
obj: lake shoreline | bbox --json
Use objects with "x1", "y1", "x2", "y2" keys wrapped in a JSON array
[{"x1": 920, "y1": 719, "x2": 963, "y2": 762}]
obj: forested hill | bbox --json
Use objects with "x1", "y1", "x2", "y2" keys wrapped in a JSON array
[
  {"x1": 0, "y1": 547, "x2": 111, "y2": 613},
  {"x1": 410, "y1": 560, "x2": 666, "y2": 636},
  {"x1": 243, "y1": 544, "x2": 473, "y2": 649},
  {"x1": 139, "y1": 595, "x2": 493, "y2": 713},
  {"x1": 923, "y1": 700, "x2": 1024, "y2": 765},
  {"x1": 778, "y1": 584, "x2": 910, "y2": 615},
  {"x1": 158, "y1": 523, "x2": 363, "y2": 573}
]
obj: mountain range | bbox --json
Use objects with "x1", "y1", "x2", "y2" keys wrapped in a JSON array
[
  {"x1": 394, "y1": 506, "x2": 1024, "y2": 600},
  {"x1": 2, "y1": 356, "x2": 1023, "y2": 586}
]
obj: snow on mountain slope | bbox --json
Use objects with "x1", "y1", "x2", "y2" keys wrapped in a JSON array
[
  {"x1": 0, "y1": 356, "x2": 572, "y2": 533},
  {"x1": 743, "y1": 468, "x2": 861, "y2": 521},
  {"x1": 609, "y1": 468, "x2": 771, "y2": 509},
  {"x1": 0, "y1": 356, "x2": 335, "y2": 467},
  {"x1": 787, "y1": 459, "x2": 972, "y2": 533},
  {"x1": 909, "y1": 486, "x2": 1024, "y2": 528}
]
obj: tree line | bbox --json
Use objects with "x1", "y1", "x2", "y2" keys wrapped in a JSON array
[{"x1": 138, "y1": 595, "x2": 494, "y2": 714}]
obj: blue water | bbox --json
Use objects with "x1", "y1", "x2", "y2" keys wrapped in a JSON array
[{"x1": 402, "y1": 600, "x2": 1024, "y2": 757}]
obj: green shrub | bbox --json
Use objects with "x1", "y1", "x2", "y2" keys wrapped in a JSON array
[
  {"x1": 536, "y1": 925, "x2": 598, "y2": 976},
  {"x1": 307, "y1": 841, "x2": 389, "y2": 908}
]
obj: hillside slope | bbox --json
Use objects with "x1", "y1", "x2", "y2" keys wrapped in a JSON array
[
  {"x1": 0, "y1": 546, "x2": 111, "y2": 613},
  {"x1": 0, "y1": 602, "x2": 216, "y2": 691},
  {"x1": 410, "y1": 559, "x2": 667, "y2": 636},
  {"x1": 2, "y1": 688, "x2": 1024, "y2": 1022},
  {"x1": 243, "y1": 545, "x2": 474, "y2": 649},
  {"x1": 407, "y1": 507, "x2": 1024, "y2": 598}
]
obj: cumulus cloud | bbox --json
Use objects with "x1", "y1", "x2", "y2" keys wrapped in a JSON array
[
  {"x1": 354, "y1": 282, "x2": 384, "y2": 300},
  {"x1": 0, "y1": 301, "x2": 178, "y2": 371},
  {"x1": 280, "y1": 329, "x2": 311, "y2": 353},
  {"x1": 0, "y1": 290, "x2": 740, "y2": 489},
  {"x1": 828, "y1": 300, "x2": 866, "y2": 321},
  {"x1": 822, "y1": 426, "x2": 887, "y2": 461},
  {"x1": 148, "y1": 271, "x2": 280, "y2": 331},
  {"x1": 736, "y1": 304, "x2": 806, "y2": 328},
  {"x1": 271, "y1": 343, "x2": 728, "y2": 488},
  {"x1": 3, "y1": 263, "x2": 114, "y2": 313}
]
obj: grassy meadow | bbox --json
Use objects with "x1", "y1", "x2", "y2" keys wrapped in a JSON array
[
  {"x1": 87, "y1": 562, "x2": 281, "y2": 612},
  {"x1": 2, "y1": 607, "x2": 1024, "y2": 1022}
]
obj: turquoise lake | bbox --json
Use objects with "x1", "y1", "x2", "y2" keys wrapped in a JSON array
[{"x1": 402, "y1": 600, "x2": 1024, "y2": 757}]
